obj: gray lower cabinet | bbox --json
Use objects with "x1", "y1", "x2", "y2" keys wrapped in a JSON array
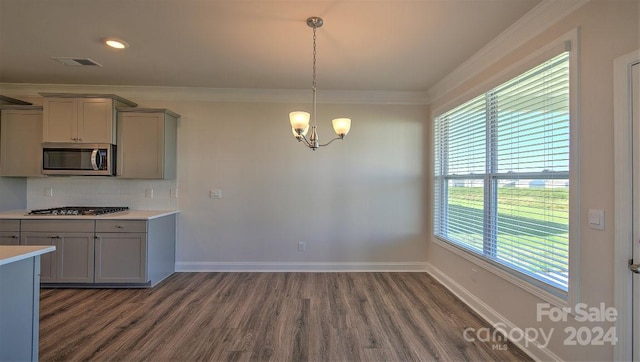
[
  {"x1": 95, "y1": 220, "x2": 147, "y2": 283},
  {"x1": 94, "y1": 217, "x2": 176, "y2": 286},
  {"x1": 0, "y1": 232, "x2": 20, "y2": 245},
  {"x1": 2, "y1": 214, "x2": 175, "y2": 287},
  {"x1": 0, "y1": 220, "x2": 20, "y2": 245},
  {"x1": 21, "y1": 220, "x2": 95, "y2": 283},
  {"x1": 21, "y1": 233, "x2": 56, "y2": 282}
]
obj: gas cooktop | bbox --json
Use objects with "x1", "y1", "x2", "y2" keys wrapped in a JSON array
[{"x1": 27, "y1": 206, "x2": 129, "y2": 216}]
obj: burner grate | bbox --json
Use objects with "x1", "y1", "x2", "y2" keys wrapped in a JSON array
[{"x1": 28, "y1": 206, "x2": 129, "y2": 216}]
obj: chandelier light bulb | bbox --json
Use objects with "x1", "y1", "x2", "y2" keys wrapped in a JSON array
[
  {"x1": 289, "y1": 111, "x2": 310, "y2": 133},
  {"x1": 332, "y1": 118, "x2": 351, "y2": 137},
  {"x1": 291, "y1": 124, "x2": 309, "y2": 138}
]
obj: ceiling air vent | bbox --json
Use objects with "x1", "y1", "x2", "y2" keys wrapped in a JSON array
[{"x1": 51, "y1": 57, "x2": 103, "y2": 66}]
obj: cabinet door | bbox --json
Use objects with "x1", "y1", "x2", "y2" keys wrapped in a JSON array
[
  {"x1": 117, "y1": 113, "x2": 165, "y2": 179},
  {"x1": 0, "y1": 109, "x2": 43, "y2": 177},
  {"x1": 42, "y1": 98, "x2": 76, "y2": 142},
  {"x1": 22, "y1": 233, "x2": 56, "y2": 282},
  {"x1": 95, "y1": 233, "x2": 147, "y2": 283},
  {"x1": 78, "y1": 98, "x2": 114, "y2": 143},
  {"x1": 57, "y1": 233, "x2": 94, "y2": 283},
  {"x1": 21, "y1": 232, "x2": 94, "y2": 283},
  {"x1": 0, "y1": 232, "x2": 20, "y2": 245}
]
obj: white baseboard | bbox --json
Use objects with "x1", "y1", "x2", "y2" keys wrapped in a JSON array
[
  {"x1": 425, "y1": 263, "x2": 562, "y2": 362},
  {"x1": 175, "y1": 261, "x2": 428, "y2": 272}
]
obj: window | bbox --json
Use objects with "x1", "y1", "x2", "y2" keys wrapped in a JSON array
[{"x1": 434, "y1": 52, "x2": 570, "y2": 293}]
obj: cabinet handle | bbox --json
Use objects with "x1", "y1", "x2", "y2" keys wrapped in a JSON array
[
  {"x1": 115, "y1": 225, "x2": 124, "y2": 229},
  {"x1": 71, "y1": 137, "x2": 77, "y2": 141},
  {"x1": 11, "y1": 235, "x2": 18, "y2": 239},
  {"x1": 51, "y1": 235, "x2": 60, "y2": 239}
]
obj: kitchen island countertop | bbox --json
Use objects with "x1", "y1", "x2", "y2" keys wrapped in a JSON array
[
  {"x1": 0, "y1": 209, "x2": 179, "y2": 220},
  {"x1": 0, "y1": 245, "x2": 56, "y2": 266}
]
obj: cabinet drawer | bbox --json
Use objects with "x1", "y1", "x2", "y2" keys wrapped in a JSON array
[
  {"x1": 0, "y1": 219, "x2": 20, "y2": 232},
  {"x1": 21, "y1": 220, "x2": 94, "y2": 233},
  {"x1": 95, "y1": 220, "x2": 147, "y2": 233}
]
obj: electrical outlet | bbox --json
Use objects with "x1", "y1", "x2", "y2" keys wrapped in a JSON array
[
  {"x1": 145, "y1": 188, "x2": 154, "y2": 198},
  {"x1": 298, "y1": 241, "x2": 306, "y2": 251},
  {"x1": 44, "y1": 187, "x2": 53, "y2": 197},
  {"x1": 170, "y1": 188, "x2": 178, "y2": 199},
  {"x1": 210, "y1": 189, "x2": 222, "y2": 199}
]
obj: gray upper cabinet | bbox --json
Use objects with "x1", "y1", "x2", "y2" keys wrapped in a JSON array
[
  {"x1": 117, "y1": 108, "x2": 179, "y2": 179},
  {"x1": 0, "y1": 106, "x2": 43, "y2": 177},
  {"x1": 40, "y1": 93, "x2": 137, "y2": 144}
]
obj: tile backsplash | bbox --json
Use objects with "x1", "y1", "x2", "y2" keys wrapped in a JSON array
[{"x1": 27, "y1": 177, "x2": 177, "y2": 210}]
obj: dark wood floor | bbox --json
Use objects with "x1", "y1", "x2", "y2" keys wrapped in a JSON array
[{"x1": 39, "y1": 272, "x2": 532, "y2": 361}]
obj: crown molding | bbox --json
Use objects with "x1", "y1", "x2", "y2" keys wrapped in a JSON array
[
  {"x1": 426, "y1": 0, "x2": 590, "y2": 103},
  {"x1": 0, "y1": 83, "x2": 429, "y2": 105}
]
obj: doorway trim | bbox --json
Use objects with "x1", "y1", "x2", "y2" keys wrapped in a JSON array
[{"x1": 613, "y1": 49, "x2": 640, "y2": 362}]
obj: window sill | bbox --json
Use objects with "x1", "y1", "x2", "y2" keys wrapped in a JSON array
[{"x1": 432, "y1": 235, "x2": 570, "y2": 309}]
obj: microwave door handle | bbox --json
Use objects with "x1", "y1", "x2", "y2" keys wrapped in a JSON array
[{"x1": 90, "y1": 149, "x2": 99, "y2": 170}]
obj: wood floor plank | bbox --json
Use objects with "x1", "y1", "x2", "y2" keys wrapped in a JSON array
[{"x1": 38, "y1": 272, "x2": 533, "y2": 361}]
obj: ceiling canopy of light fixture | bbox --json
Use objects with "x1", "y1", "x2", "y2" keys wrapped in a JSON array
[{"x1": 289, "y1": 16, "x2": 351, "y2": 151}]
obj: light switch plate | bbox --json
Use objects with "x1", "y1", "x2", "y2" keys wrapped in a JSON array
[{"x1": 588, "y1": 209, "x2": 605, "y2": 230}]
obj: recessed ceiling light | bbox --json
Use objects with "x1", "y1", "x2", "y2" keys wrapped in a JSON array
[{"x1": 104, "y1": 38, "x2": 129, "y2": 49}]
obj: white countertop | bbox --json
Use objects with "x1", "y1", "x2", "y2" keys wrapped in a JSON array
[
  {"x1": 0, "y1": 245, "x2": 56, "y2": 266},
  {"x1": 0, "y1": 210, "x2": 179, "y2": 220}
]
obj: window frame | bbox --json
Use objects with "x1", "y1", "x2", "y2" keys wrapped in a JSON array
[{"x1": 431, "y1": 29, "x2": 580, "y2": 307}]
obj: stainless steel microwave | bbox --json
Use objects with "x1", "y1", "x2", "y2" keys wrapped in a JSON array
[{"x1": 42, "y1": 143, "x2": 115, "y2": 176}]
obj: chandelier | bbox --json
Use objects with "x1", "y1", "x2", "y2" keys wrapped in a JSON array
[{"x1": 289, "y1": 17, "x2": 351, "y2": 150}]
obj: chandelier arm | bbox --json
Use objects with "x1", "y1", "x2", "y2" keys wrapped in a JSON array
[
  {"x1": 293, "y1": 131, "x2": 319, "y2": 150},
  {"x1": 297, "y1": 134, "x2": 314, "y2": 148},
  {"x1": 318, "y1": 136, "x2": 345, "y2": 147}
]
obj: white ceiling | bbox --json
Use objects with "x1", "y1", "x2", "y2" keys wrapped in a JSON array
[{"x1": 0, "y1": 0, "x2": 541, "y2": 92}]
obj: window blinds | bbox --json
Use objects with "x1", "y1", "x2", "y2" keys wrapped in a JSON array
[{"x1": 434, "y1": 52, "x2": 570, "y2": 291}]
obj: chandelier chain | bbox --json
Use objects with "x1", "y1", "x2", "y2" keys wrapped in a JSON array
[
  {"x1": 312, "y1": 24, "x2": 318, "y2": 128},
  {"x1": 312, "y1": 25, "x2": 317, "y2": 92}
]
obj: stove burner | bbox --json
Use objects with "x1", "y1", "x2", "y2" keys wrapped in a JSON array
[{"x1": 28, "y1": 206, "x2": 129, "y2": 216}]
